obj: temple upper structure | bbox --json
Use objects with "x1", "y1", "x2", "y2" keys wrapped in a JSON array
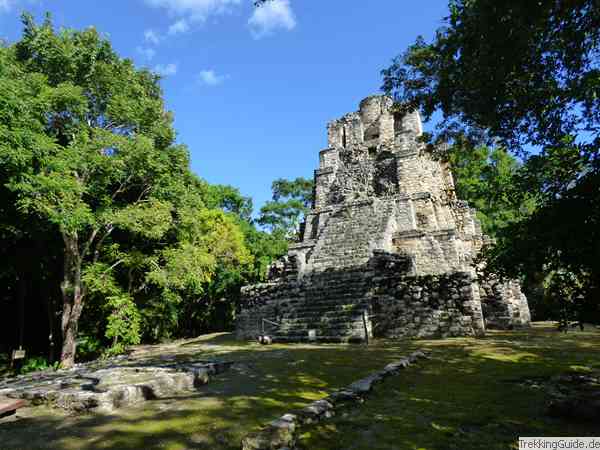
[{"x1": 236, "y1": 95, "x2": 531, "y2": 342}]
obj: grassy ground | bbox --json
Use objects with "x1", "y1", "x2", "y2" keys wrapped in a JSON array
[
  {"x1": 0, "y1": 323, "x2": 598, "y2": 450},
  {"x1": 298, "y1": 323, "x2": 600, "y2": 450}
]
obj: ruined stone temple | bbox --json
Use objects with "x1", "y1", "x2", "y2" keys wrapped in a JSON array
[{"x1": 237, "y1": 95, "x2": 531, "y2": 342}]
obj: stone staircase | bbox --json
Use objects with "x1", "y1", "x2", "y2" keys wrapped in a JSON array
[
  {"x1": 308, "y1": 200, "x2": 392, "y2": 272},
  {"x1": 266, "y1": 273, "x2": 371, "y2": 343}
]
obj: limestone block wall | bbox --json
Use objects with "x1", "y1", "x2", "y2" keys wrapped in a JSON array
[
  {"x1": 236, "y1": 281, "x2": 305, "y2": 340},
  {"x1": 236, "y1": 267, "x2": 372, "y2": 342},
  {"x1": 396, "y1": 151, "x2": 448, "y2": 200},
  {"x1": 236, "y1": 255, "x2": 486, "y2": 341},
  {"x1": 393, "y1": 231, "x2": 464, "y2": 275},
  {"x1": 479, "y1": 278, "x2": 532, "y2": 329}
]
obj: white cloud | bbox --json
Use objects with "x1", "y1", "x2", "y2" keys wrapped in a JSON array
[
  {"x1": 198, "y1": 69, "x2": 227, "y2": 86},
  {"x1": 168, "y1": 19, "x2": 189, "y2": 35},
  {"x1": 248, "y1": 0, "x2": 296, "y2": 39},
  {"x1": 153, "y1": 63, "x2": 178, "y2": 76},
  {"x1": 137, "y1": 46, "x2": 157, "y2": 61},
  {"x1": 143, "y1": 0, "x2": 241, "y2": 23},
  {"x1": 0, "y1": 0, "x2": 13, "y2": 12},
  {"x1": 1, "y1": 0, "x2": 44, "y2": 13},
  {"x1": 144, "y1": 29, "x2": 162, "y2": 45}
]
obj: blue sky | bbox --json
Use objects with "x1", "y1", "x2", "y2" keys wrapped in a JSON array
[{"x1": 0, "y1": 0, "x2": 450, "y2": 213}]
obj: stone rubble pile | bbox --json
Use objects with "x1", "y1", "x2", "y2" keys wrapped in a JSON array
[{"x1": 0, "y1": 360, "x2": 233, "y2": 413}]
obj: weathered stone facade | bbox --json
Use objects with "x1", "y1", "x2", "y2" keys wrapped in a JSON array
[{"x1": 237, "y1": 95, "x2": 531, "y2": 342}]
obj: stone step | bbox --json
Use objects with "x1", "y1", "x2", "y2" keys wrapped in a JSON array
[
  {"x1": 271, "y1": 334, "x2": 353, "y2": 344},
  {"x1": 277, "y1": 321, "x2": 362, "y2": 332},
  {"x1": 288, "y1": 298, "x2": 368, "y2": 308},
  {"x1": 279, "y1": 313, "x2": 363, "y2": 324},
  {"x1": 281, "y1": 304, "x2": 364, "y2": 314},
  {"x1": 279, "y1": 310, "x2": 354, "y2": 318},
  {"x1": 304, "y1": 285, "x2": 367, "y2": 293},
  {"x1": 276, "y1": 321, "x2": 364, "y2": 334},
  {"x1": 275, "y1": 307, "x2": 362, "y2": 317},
  {"x1": 278, "y1": 314, "x2": 363, "y2": 325},
  {"x1": 304, "y1": 277, "x2": 367, "y2": 284},
  {"x1": 289, "y1": 302, "x2": 368, "y2": 312}
]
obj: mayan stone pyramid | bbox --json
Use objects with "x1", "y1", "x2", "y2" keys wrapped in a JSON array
[{"x1": 236, "y1": 95, "x2": 531, "y2": 342}]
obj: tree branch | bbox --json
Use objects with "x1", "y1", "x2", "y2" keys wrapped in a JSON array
[{"x1": 93, "y1": 224, "x2": 114, "y2": 263}]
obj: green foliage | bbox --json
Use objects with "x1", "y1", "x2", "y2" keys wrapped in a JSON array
[
  {"x1": 240, "y1": 221, "x2": 288, "y2": 281},
  {"x1": 448, "y1": 144, "x2": 536, "y2": 237},
  {"x1": 0, "y1": 14, "x2": 271, "y2": 362},
  {"x1": 149, "y1": 208, "x2": 252, "y2": 293},
  {"x1": 483, "y1": 167, "x2": 600, "y2": 319},
  {"x1": 258, "y1": 177, "x2": 314, "y2": 239},
  {"x1": 75, "y1": 334, "x2": 102, "y2": 361},
  {"x1": 545, "y1": 271, "x2": 584, "y2": 331},
  {"x1": 203, "y1": 183, "x2": 254, "y2": 221},
  {"x1": 111, "y1": 199, "x2": 173, "y2": 240},
  {"x1": 82, "y1": 262, "x2": 122, "y2": 297},
  {"x1": 19, "y1": 356, "x2": 58, "y2": 375},
  {"x1": 104, "y1": 294, "x2": 142, "y2": 356},
  {"x1": 383, "y1": 0, "x2": 600, "y2": 316},
  {"x1": 382, "y1": 0, "x2": 599, "y2": 156}
]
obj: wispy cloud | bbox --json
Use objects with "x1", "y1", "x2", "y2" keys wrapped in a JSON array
[
  {"x1": 144, "y1": 29, "x2": 162, "y2": 45},
  {"x1": 143, "y1": 0, "x2": 241, "y2": 23},
  {"x1": 0, "y1": 0, "x2": 16, "y2": 12},
  {"x1": 1, "y1": 0, "x2": 44, "y2": 14},
  {"x1": 154, "y1": 63, "x2": 178, "y2": 76},
  {"x1": 168, "y1": 18, "x2": 189, "y2": 35},
  {"x1": 249, "y1": 0, "x2": 296, "y2": 39},
  {"x1": 137, "y1": 46, "x2": 157, "y2": 61},
  {"x1": 198, "y1": 69, "x2": 228, "y2": 86}
]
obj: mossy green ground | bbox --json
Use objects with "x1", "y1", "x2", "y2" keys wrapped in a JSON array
[
  {"x1": 0, "y1": 323, "x2": 598, "y2": 450},
  {"x1": 298, "y1": 324, "x2": 600, "y2": 450}
]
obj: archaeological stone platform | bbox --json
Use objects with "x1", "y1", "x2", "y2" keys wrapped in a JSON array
[{"x1": 237, "y1": 95, "x2": 531, "y2": 342}]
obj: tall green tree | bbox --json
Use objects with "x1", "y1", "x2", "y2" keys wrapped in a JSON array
[
  {"x1": 382, "y1": 0, "x2": 600, "y2": 308},
  {"x1": 1, "y1": 15, "x2": 251, "y2": 366},
  {"x1": 382, "y1": 0, "x2": 599, "y2": 156},
  {"x1": 258, "y1": 177, "x2": 314, "y2": 239}
]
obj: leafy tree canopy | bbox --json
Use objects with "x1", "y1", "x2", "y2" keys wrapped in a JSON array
[
  {"x1": 0, "y1": 14, "x2": 254, "y2": 366},
  {"x1": 258, "y1": 177, "x2": 314, "y2": 239},
  {"x1": 448, "y1": 144, "x2": 536, "y2": 237},
  {"x1": 382, "y1": 0, "x2": 600, "y2": 311},
  {"x1": 382, "y1": 0, "x2": 599, "y2": 158}
]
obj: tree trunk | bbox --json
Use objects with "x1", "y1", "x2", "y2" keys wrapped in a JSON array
[
  {"x1": 59, "y1": 233, "x2": 85, "y2": 369},
  {"x1": 46, "y1": 295, "x2": 56, "y2": 363},
  {"x1": 17, "y1": 274, "x2": 26, "y2": 350}
]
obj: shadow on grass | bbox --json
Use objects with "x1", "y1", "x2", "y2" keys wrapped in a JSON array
[
  {"x1": 297, "y1": 324, "x2": 600, "y2": 450},
  {"x1": 0, "y1": 338, "x2": 417, "y2": 450},
  {"x1": 0, "y1": 324, "x2": 598, "y2": 450}
]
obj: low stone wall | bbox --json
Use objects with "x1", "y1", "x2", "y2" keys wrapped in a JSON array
[{"x1": 241, "y1": 350, "x2": 428, "y2": 450}]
